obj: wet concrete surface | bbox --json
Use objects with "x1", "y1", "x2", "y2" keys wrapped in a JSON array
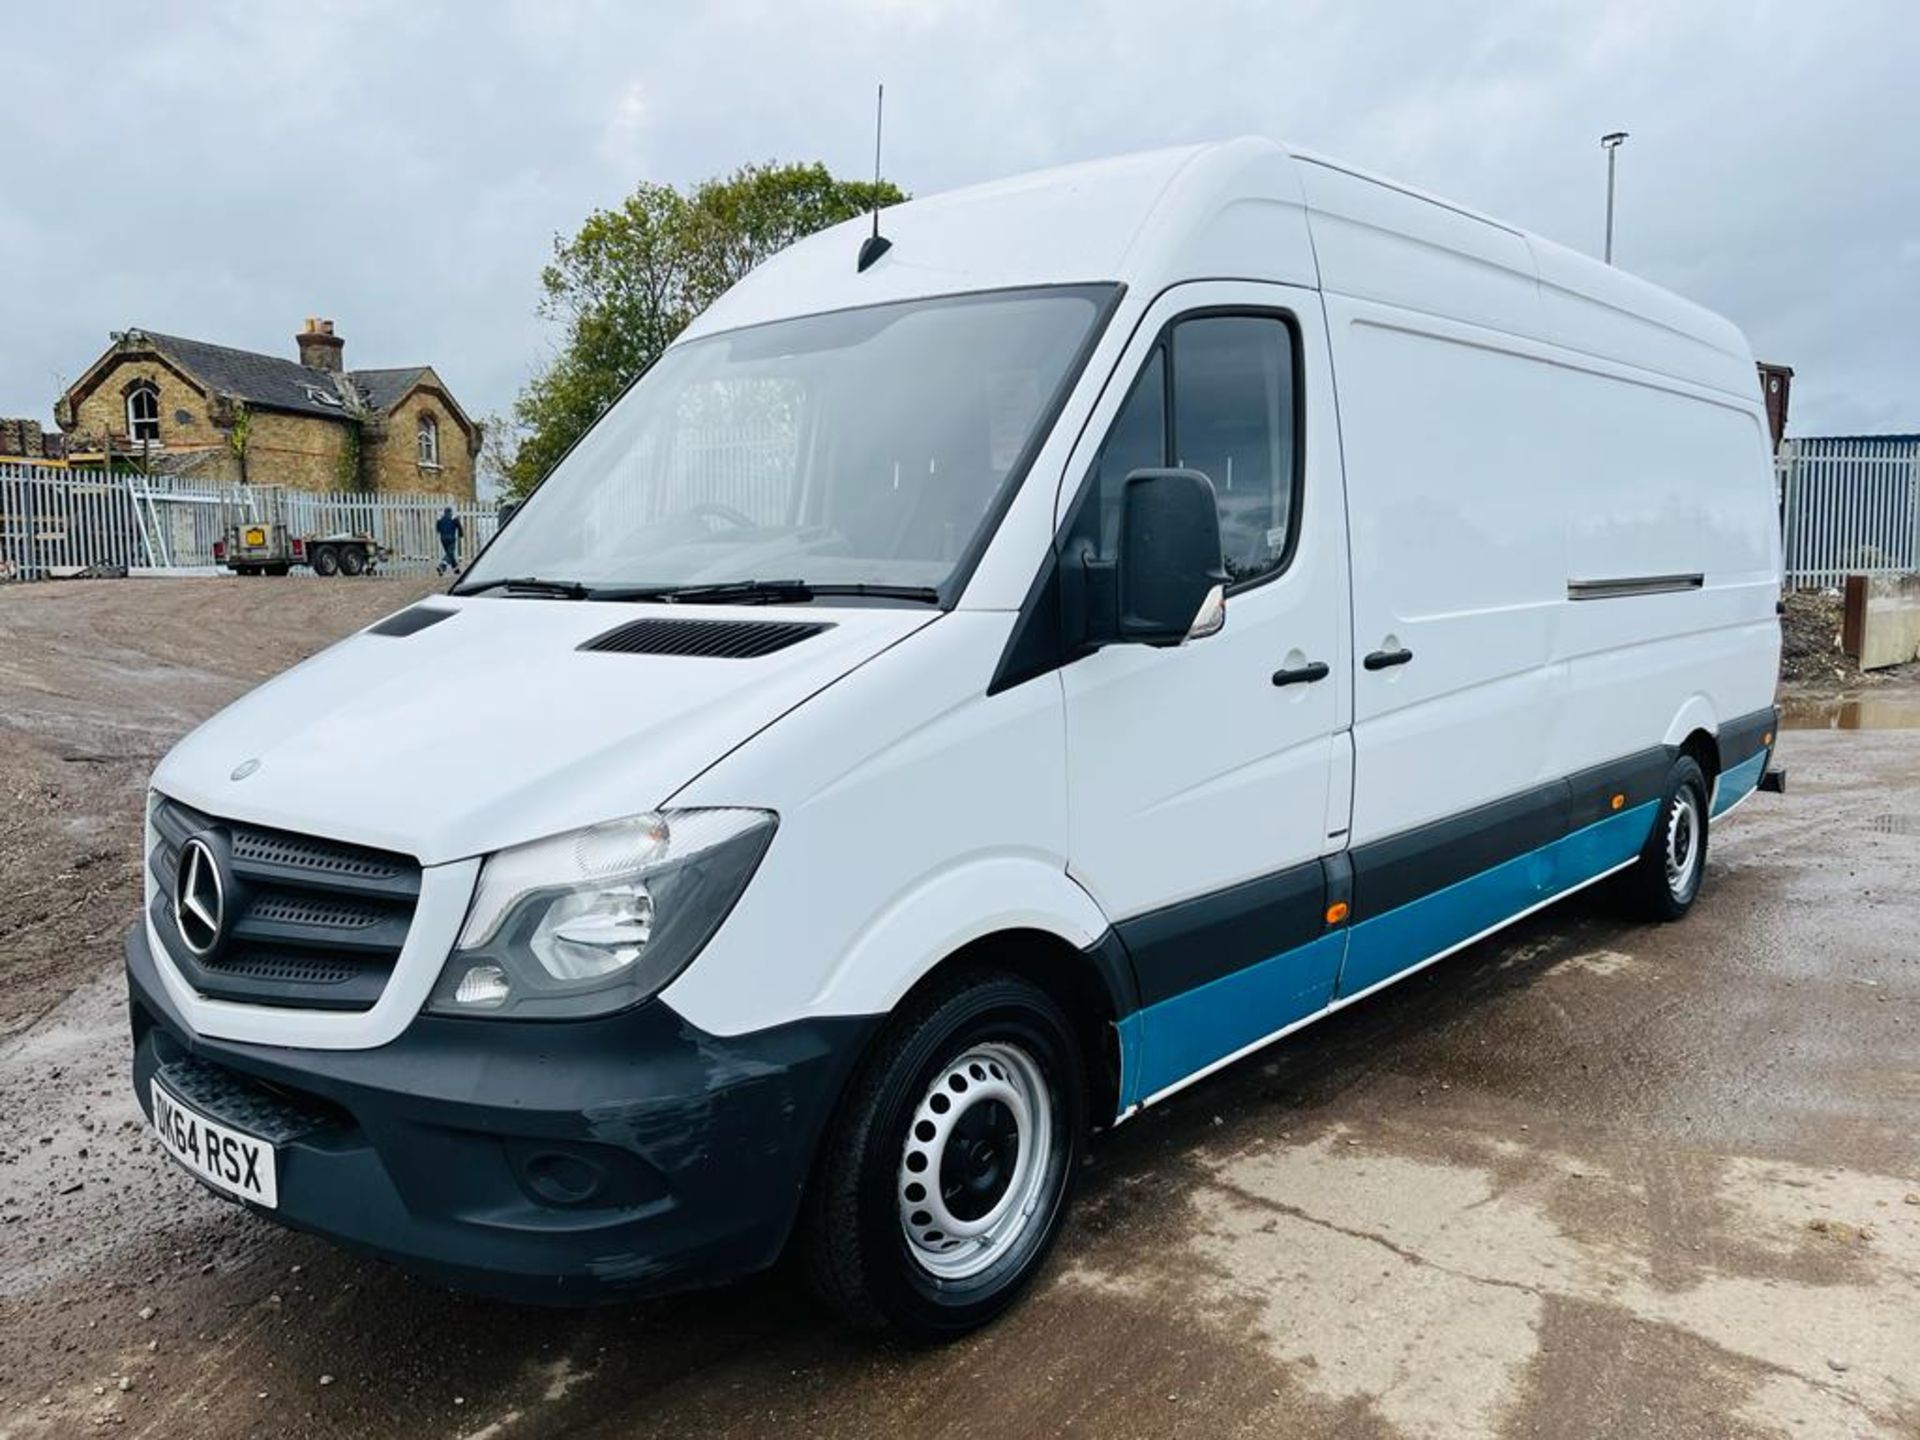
[
  {"x1": 2, "y1": 582, "x2": 1918, "y2": 1438},
  {"x1": 1780, "y1": 689, "x2": 1920, "y2": 732}
]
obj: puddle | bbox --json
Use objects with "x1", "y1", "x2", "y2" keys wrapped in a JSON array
[{"x1": 1779, "y1": 692, "x2": 1920, "y2": 730}]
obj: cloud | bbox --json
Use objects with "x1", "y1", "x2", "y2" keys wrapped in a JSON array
[{"x1": 0, "y1": 0, "x2": 1912, "y2": 438}]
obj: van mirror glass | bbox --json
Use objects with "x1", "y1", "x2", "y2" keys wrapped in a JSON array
[{"x1": 1116, "y1": 468, "x2": 1229, "y2": 646}]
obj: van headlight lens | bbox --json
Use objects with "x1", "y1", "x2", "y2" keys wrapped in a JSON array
[{"x1": 427, "y1": 809, "x2": 775, "y2": 1019}]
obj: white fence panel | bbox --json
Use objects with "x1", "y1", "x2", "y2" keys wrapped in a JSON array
[
  {"x1": 1779, "y1": 437, "x2": 1920, "y2": 590},
  {"x1": 1, "y1": 464, "x2": 501, "y2": 579},
  {"x1": 1, "y1": 463, "x2": 143, "y2": 578}
]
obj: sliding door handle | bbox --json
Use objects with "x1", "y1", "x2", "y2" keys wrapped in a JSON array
[
  {"x1": 1272, "y1": 660, "x2": 1331, "y2": 687},
  {"x1": 1363, "y1": 647, "x2": 1414, "y2": 671}
]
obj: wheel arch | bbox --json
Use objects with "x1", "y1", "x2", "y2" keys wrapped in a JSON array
[
  {"x1": 889, "y1": 926, "x2": 1134, "y2": 1130},
  {"x1": 1662, "y1": 696, "x2": 1723, "y2": 778}
]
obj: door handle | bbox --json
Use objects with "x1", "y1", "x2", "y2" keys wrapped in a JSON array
[
  {"x1": 1363, "y1": 647, "x2": 1414, "y2": 671},
  {"x1": 1272, "y1": 660, "x2": 1331, "y2": 687}
]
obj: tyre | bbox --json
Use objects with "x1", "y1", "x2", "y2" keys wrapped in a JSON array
[
  {"x1": 802, "y1": 970, "x2": 1085, "y2": 1338},
  {"x1": 1621, "y1": 754, "x2": 1710, "y2": 921},
  {"x1": 310, "y1": 546, "x2": 340, "y2": 577},
  {"x1": 339, "y1": 545, "x2": 368, "y2": 577}
]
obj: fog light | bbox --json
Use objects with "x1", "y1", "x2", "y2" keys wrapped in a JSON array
[{"x1": 453, "y1": 963, "x2": 510, "y2": 1007}]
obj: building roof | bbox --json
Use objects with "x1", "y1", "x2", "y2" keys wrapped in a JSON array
[
  {"x1": 137, "y1": 331, "x2": 360, "y2": 420},
  {"x1": 123, "y1": 333, "x2": 450, "y2": 427},
  {"x1": 346, "y1": 366, "x2": 431, "y2": 414}
]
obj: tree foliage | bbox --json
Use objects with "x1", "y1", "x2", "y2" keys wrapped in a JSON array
[{"x1": 498, "y1": 162, "x2": 905, "y2": 496}]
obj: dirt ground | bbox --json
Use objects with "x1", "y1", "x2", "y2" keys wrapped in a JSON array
[
  {"x1": 2, "y1": 578, "x2": 1918, "y2": 1440},
  {"x1": 1779, "y1": 589, "x2": 1920, "y2": 689}
]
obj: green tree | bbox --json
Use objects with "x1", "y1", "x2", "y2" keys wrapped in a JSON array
[{"x1": 500, "y1": 161, "x2": 905, "y2": 496}]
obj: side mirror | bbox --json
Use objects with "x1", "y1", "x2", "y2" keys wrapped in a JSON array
[{"x1": 1115, "y1": 468, "x2": 1229, "y2": 646}]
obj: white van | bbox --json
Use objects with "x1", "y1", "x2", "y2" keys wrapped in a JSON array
[{"x1": 129, "y1": 138, "x2": 1782, "y2": 1335}]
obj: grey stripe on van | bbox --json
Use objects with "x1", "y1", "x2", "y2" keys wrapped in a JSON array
[{"x1": 1566, "y1": 573, "x2": 1705, "y2": 601}]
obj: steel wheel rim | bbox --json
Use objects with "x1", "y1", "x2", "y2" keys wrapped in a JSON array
[
  {"x1": 897, "y1": 1041, "x2": 1054, "y2": 1281},
  {"x1": 1665, "y1": 787, "x2": 1702, "y2": 898}
]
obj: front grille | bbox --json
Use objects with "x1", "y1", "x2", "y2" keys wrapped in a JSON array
[
  {"x1": 228, "y1": 827, "x2": 409, "y2": 882},
  {"x1": 148, "y1": 797, "x2": 421, "y2": 1012}
]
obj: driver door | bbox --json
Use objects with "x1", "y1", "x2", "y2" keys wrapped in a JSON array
[{"x1": 1057, "y1": 283, "x2": 1351, "y2": 1103}]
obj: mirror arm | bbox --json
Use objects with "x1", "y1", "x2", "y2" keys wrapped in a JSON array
[{"x1": 1063, "y1": 537, "x2": 1117, "y2": 651}]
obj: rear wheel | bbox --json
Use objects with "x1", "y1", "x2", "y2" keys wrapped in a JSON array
[
  {"x1": 1621, "y1": 754, "x2": 1709, "y2": 921},
  {"x1": 310, "y1": 545, "x2": 340, "y2": 577},
  {"x1": 802, "y1": 970, "x2": 1084, "y2": 1338},
  {"x1": 338, "y1": 545, "x2": 368, "y2": 577}
]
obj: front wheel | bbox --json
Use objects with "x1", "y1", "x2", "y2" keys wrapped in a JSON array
[
  {"x1": 1621, "y1": 754, "x2": 1710, "y2": 921},
  {"x1": 338, "y1": 545, "x2": 368, "y2": 577},
  {"x1": 801, "y1": 970, "x2": 1084, "y2": 1338}
]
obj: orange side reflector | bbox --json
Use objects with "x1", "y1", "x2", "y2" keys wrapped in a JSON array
[
  {"x1": 1762, "y1": 731, "x2": 1774, "y2": 747},
  {"x1": 1610, "y1": 793, "x2": 1626, "y2": 811},
  {"x1": 1325, "y1": 901, "x2": 1350, "y2": 926}
]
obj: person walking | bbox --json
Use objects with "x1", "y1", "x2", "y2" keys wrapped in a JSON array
[{"x1": 435, "y1": 506, "x2": 465, "y2": 575}]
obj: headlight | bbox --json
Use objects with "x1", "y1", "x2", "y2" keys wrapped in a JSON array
[{"x1": 427, "y1": 809, "x2": 775, "y2": 1019}]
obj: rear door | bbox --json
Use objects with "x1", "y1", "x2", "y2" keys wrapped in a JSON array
[{"x1": 1056, "y1": 282, "x2": 1352, "y2": 1103}]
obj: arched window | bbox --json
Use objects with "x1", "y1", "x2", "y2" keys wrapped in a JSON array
[
  {"x1": 126, "y1": 382, "x2": 161, "y2": 443},
  {"x1": 417, "y1": 413, "x2": 440, "y2": 467}
]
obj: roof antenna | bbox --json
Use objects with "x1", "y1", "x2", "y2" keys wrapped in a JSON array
[{"x1": 857, "y1": 83, "x2": 892, "y2": 272}]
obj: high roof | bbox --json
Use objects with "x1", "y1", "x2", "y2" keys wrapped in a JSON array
[{"x1": 683, "y1": 137, "x2": 1757, "y2": 402}]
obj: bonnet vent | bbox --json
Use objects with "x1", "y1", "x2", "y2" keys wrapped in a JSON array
[
  {"x1": 579, "y1": 616, "x2": 833, "y2": 660},
  {"x1": 368, "y1": 605, "x2": 457, "y2": 638}
]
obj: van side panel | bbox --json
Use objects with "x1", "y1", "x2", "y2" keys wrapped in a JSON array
[
  {"x1": 1327, "y1": 306, "x2": 1570, "y2": 844},
  {"x1": 1552, "y1": 364, "x2": 1780, "y2": 790}
]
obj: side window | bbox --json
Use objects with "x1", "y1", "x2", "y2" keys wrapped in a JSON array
[
  {"x1": 1070, "y1": 314, "x2": 1298, "y2": 588},
  {"x1": 1172, "y1": 316, "x2": 1296, "y2": 586}
]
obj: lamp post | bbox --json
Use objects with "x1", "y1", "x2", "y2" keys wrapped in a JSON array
[{"x1": 1601, "y1": 131, "x2": 1629, "y2": 264}]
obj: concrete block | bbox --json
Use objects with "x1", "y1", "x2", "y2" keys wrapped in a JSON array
[{"x1": 1856, "y1": 573, "x2": 1920, "y2": 671}]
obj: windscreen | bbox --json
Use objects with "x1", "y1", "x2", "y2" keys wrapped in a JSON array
[{"x1": 465, "y1": 286, "x2": 1112, "y2": 598}]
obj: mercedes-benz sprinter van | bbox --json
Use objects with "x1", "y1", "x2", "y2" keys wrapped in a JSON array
[{"x1": 128, "y1": 138, "x2": 1782, "y2": 1335}]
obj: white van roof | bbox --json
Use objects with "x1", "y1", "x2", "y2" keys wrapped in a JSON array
[{"x1": 683, "y1": 137, "x2": 1757, "y2": 401}]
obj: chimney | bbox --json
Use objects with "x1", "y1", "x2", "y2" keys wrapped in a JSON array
[{"x1": 297, "y1": 317, "x2": 344, "y2": 374}]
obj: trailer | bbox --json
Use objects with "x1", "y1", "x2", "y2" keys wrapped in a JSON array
[{"x1": 213, "y1": 522, "x2": 385, "y2": 577}]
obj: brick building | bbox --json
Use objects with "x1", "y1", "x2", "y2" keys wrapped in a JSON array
[{"x1": 52, "y1": 319, "x2": 480, "y2": 498}]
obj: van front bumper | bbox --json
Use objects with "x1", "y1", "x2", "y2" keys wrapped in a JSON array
[{"x1": 125, "y1": 926, "x2": 874, "y2": 1305}]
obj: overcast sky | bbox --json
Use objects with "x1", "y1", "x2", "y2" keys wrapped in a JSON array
[{"x1": 2, "y1": 0, "x2": 1915, "y2": 462}]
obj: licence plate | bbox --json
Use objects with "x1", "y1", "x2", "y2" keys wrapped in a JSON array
[{"x1": 151, "y1": 1078, "x2": 278, "y2": 1207}]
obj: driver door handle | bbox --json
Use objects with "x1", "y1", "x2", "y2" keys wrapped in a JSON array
[
  {"x1": 1272, "y1": 660, "x2": 1331, "y2": 687},
  {"x1": 1363, "y1": 647, "x2": 1414, "y2": 671}
]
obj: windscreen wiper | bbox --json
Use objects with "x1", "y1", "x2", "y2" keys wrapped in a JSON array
[
  {"x1": 454, "y1": 576, "x2": 592, "y2": 599},
  {"x1": 595, "y1": 579, "x2": 942, "y2": 606}
]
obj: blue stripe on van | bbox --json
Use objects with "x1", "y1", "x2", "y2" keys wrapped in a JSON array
[
  {"x1": 1335, "y1": 801, "x2": 1655, "y2": 998},
  {"x1": 1712, "y1": 751, "x2": 1766, "y2": 816},
  {"x1": 1118, "y1": 800, "x2": 1658, "y2": 1108}
]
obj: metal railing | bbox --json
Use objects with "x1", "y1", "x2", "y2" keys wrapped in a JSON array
[
  {"x1": 12, "y1": 441, "x2": 1918, "y2": 591},
  {"x1": 0, "y1": 463, "x2": 499, "y2": 580},
  {"x1": 1779, "y1": 436, "x2": 1920, "y2": 590}
]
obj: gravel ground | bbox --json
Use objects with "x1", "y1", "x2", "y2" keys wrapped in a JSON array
[
  {"x1": 0, "y1": 577, "x2": 443, "y2": 1041},
  {"x1": 2, "y1": 578, "x2": 1917, "y2": 1439}
]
